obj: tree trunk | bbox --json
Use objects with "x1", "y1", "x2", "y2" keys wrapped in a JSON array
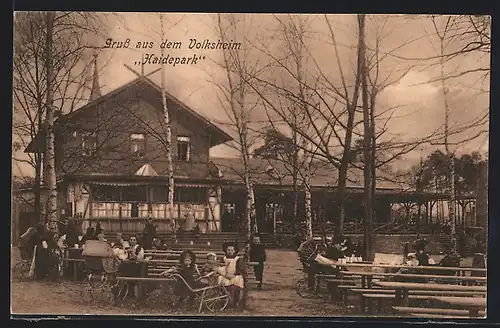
[
  {"x1": 370, "y1": 85, "x2": 377, "y2": 235},
  {"x1": 303, "y1": 140, "x2": 313, "y2": 240},
  {"x1": 359, "y1": 14, "x2": 374, "y2": 262},
  {"x1": 334, "y1": 23, "x2": 363, "y2": 240},
  {"x1": 439, "y1": 33, "x2": 458, "y2": 256},
  {"x1": 159, "y1": 15, "x2": 175, "y2": 236},
  {"x1": 476, "y1": 161, "x2": 488, "y2": 228},
  {"x1": 241, "y1": 126, "x2": 254, "y2": 238},
  {"x1": 33, "y1": 152, "x2": 42, "y2": 224},
  {"x1": 45, "y1": 11, "x2": 58, "y2": 238},
  {"x1": 291, "y1": 130, "x2": 299, "y2": 236}
]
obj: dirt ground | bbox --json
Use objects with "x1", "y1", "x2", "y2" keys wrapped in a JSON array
[{"x1": 10, "y1": 248, "x2": 348, "y2": 317}]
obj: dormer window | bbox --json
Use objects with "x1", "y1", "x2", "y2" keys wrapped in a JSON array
[
  {"x1": 81, "y1": 131, "x2": 97, "y2": 156},
  {"x1": 177, "y1": 136, "x2": 191, "y2": 161},
  {"x1": 131, "y1": 133, "x2": 146, "y2": 157}
]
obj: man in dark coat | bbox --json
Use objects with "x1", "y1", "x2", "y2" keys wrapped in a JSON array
[
  {"x1": 248, "y1": 234, "x2": 266, "y2": 290},
  {"x1": 142, "y1": 217, "x2": 156, "y2": 250}
]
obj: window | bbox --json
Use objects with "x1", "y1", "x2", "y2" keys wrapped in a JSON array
[
  {"x1": 81, "y1": 131, "x2": 97, "y2": 156},
  {"x1": 131, "y1": 133, "x2": 146, "y2": 157},
  {"x1": 121, "y1": 186, "x2": 148, "y2": 202},
  {"x1": 150, "y1": 186, "x2": 169, "y2": 203},
  {"x1": 174, "y1": 187, "x2": 207, "y2": 203},
  {"x1": 91, "y1": 186, "x2": 121, "y2": 202},
  {"x1": 177, "y1": 136, "x2": 191, "y2": 161}
]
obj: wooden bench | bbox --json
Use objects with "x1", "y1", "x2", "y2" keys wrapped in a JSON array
[
  {"x1": 361, "y1": 293, "x2": 437, "y2": 314},
  {"x1": 409, "y1": 313, "x2": 471, "y2": 319},
  {"x1": 352, "y1": 288, "x2": 485, "y2": 314},
  {"x1": 394, "y1": 306, "x2": 486, "y2": 318}
]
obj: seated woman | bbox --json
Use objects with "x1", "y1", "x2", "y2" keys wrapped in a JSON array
[
  {"x1": 160, "y1": 250, "x2": 205, "y2": 308},
  {"x1": 118, "y1": 235, "x2": 145, "y2": 297},
  {"x1": 217, "y1": 241, "x2": 245, "y2": 309},
  {"x1": 81, "y1": 227, "x2": 98, "y2": 245}
]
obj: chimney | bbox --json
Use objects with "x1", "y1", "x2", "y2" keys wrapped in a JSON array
[{"x1": 89, "y1": 54, "x2": 101, "y2": 103}]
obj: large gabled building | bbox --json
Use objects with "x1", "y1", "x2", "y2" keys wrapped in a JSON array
[{"x1": 22, "y1": 64, "x2": 479, "y2": 238}]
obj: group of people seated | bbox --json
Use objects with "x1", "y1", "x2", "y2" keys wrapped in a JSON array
[
  {"x1": 18, "y1": 217, "x2": 267, "y2": 311},
  {"x1": 159, "y1": 241, "x2": 247, "y2": 309}
]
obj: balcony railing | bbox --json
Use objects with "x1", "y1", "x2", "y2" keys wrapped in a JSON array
[{"x1": 275, "y1": 220, "x2": 474, "y2": 235}]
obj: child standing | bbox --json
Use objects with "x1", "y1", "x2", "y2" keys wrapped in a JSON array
[{"x1": 248, "y1": 234, "x2": 266, "y2": 290}]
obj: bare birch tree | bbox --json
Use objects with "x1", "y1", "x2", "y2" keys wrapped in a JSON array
[
  {"x1": 211, "y1": 14, "x2": 263, "y2": 238},
  {"x1": 45, "y1": 11, "x2": 58, "y2": 235},
  {"x1": 13, "y1": 11, "x2": 109, "y2": 226},
  {"x1": 432, "y1": 17, "x2": 459, "y2": 257},
  {"x1": 158, "y1": 14, "x2": 176, "y2": 236}
]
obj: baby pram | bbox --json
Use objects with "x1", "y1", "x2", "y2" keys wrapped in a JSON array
[{"x1": 80, "y1": 240, "x2": 124, "y2": 304}]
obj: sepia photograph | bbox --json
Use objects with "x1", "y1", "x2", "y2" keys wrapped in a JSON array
[{"x1": 11, "y1": 12, "x2": 489, "y2": 319}]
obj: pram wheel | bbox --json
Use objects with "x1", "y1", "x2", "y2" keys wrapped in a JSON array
[
  {"x1": 12, "y1": 260, "x2": 31, "y2": 281},
  {"x1": 203, "y1": 286, "x2": 230, "y2": 312},
  {"x1": 296, "y1": 278, "x2": 318, "y2": 298},
  {"x1": 80, "y1": 273, "x2": 95, "y2": 303}
]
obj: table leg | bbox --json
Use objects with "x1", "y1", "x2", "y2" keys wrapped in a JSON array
[
  {"x1": 469, "y1": 306, "x2": 480, "y2": 318},
  {"x1": 367, "y1": 297, "x2": 373, "y2": 314},
  {"x1": 401, "y1": 289, "x2": 409, "y2": 307},
  {"x1": 361, "y1": 276, "x2": 366, "y2": 288},
  {"x1": 395, "y1": 288, "x2": 402, "y2": 306},
  {"x1": 73, "y1": 262, "x2": 77, "y2": 281}
]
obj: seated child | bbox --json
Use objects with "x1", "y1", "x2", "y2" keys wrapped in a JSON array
[
  {"x1": 197, "y1": 252, "x2": 219, "y2": 285},
  {"x1": 160, "y1": 250, "x2": 204, "y2": 307}
]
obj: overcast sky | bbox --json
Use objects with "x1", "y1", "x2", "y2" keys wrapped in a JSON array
[{"x1": 12, "y1": 13, "x2": 490, "y2": 177}]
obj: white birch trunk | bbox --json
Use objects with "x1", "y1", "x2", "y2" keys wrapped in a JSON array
[
  {"x1": 437, "y1": 22, "x2": 458, "y2": 256},
  {"x1": 45, "y1": 11, "x2": 58, "y2": 238},
  {"x1": 302, "y1": 139, "x2": 313, "y2": 240},
  {"x1": 441, "y1": 63, "x2": 457, "y2": 255},
  {"x1": 159, "y1": 15, "x2": 175, "y2": 234}
]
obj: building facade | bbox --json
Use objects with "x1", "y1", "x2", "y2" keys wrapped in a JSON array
[{"x1": 23, "y1": 73, "x2": 479, "y2": 237}]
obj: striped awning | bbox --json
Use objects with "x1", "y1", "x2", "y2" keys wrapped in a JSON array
[
  {"x1": 88, "y1": 181, "x2": 215, "y2": 188},
  {"x1": 176, "y1": 183, "x2": 215, "y2": 188},
  {"x1": 89, "y1": 181, "x2": 149, "y2": 187}
]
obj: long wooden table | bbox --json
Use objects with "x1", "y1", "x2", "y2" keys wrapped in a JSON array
[
  {"x1": 341, "y1": 270, "x2": 487, "y2": 288},
  {"x1": 375, "y1": 281, "x2": 486, "y2": 307},
  {"x1": 340, "y1": 262, "x2": 487, "y2": 273},
  {"x1": 431, "y1": 296, "x2": 486, "y2": 318}
]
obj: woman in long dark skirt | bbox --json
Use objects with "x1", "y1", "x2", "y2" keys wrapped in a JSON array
[{"x1": 33, "y1": 224, "x2": 59, "y2": 280}]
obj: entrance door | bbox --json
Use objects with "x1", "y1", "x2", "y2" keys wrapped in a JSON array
[{"x1": 221, "y1": 203, "x2": 237, "y2": 232}]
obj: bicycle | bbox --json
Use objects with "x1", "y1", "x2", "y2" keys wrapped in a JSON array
[{"x1": 295, "y1": 263, "x2": 328, "y2": 299}]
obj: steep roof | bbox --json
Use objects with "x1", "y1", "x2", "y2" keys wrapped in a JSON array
[
  {"x1": 210, "y1": 157, "x2": 407, "y2": 190},
  {"x1": 25, "y1": 75, "x2": 233, "y2": 152}
]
